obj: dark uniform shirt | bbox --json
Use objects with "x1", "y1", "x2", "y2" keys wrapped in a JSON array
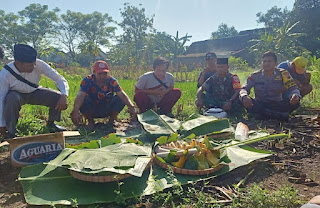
[
  {"x1": 197, "y1": 70, "x2": 216, "y2": 88},
  {"x1": 203, "y1": 72, "x2": 241, "y2": 102},
  {"x1": 240, "y1": 68, "x2": 301, "y2": 102}
]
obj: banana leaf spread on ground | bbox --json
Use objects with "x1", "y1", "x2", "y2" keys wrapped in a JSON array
[
  {"x1": 18, "y1": 111, "x2": 289, "y2": 205},
  {"x1": 47, "y1": 134, "x2": 152, "y2": 177}
]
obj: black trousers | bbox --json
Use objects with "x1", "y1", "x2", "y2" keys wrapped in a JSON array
[
  {"x1": 248, "y1": 99, "x2": 300, "y2": 115},
  {"x1": 4, "y1": 88, "x2": 62, "y2": 134}
]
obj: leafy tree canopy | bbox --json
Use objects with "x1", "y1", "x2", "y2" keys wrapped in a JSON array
[
  {"x1": 256, "y1": 6, "x2": 289, "y2": 28},
  {"x1": 211, "y1": 23, "x2": 238, "y2": 39}
]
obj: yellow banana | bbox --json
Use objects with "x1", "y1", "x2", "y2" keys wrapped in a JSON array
[
  {"x1": 206, "y1": 150, "x2": 220, "y2": 167},
  {"x1": 172, "y1": 155, "x2": 187, "y2": 168}
]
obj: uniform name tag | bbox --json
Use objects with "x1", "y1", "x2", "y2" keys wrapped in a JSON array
[{"x1": 232, "y1": 75, "x2": 241, "y2": 89}]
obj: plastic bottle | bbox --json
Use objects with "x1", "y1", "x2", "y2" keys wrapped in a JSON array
[{"x1": 234, "y1": 122, "x2": 249, "y2": 142}]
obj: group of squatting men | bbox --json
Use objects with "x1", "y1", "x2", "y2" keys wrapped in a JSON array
[{"x1": 0, "y1": 44, "x2": 312, "y2": 140}]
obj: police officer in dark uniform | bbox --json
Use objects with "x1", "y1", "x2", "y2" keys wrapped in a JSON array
[{"x1": 239, "y1": 51, "x2": 301, "y2": 121}]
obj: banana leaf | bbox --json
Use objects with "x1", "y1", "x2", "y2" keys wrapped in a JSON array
[
  {"x1": 19, "y1": 144, "x2": 273, "y2": 206},
  {"x1": 137, "y1": 110, "x2": 181, "y2": 136},
  {"x1": 66, "y1": 140, "x2": 100, "y2": 149},
  {"x1": 217, "y1": 133, "x2": 289, "y2": 150},
  {"x1": 47, "y1": 143, "x2": 152, "y2": 176},
  {"x1": 181, "y1": 114, "x2": 233, "y2": 136},
  {"x1": 100, "y1": 133, "x2": 121, "y2": 147}
]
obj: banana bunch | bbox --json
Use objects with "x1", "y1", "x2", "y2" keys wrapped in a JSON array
[
  {"x1": 157, "y1": 139, "x2": 221, "y2": 170},
  {"x1": 162, "y1": 139, "x2": 207, "y2": 151}
]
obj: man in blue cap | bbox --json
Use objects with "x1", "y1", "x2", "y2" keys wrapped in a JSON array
[
  {"x1": 0, "y1": 44, "x2": 69, "y2": 139},
  {"x1": 197, "y1": 52, "x2": 217, "y2": 87}
]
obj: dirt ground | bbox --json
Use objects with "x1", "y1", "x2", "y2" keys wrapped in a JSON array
[{"x1": 1, "y1": 114, "x2": 320, "y2": 207}]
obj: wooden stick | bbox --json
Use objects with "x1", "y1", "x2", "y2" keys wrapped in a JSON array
[
  {"x1": 237, "y1": 169, "x2": 255, "y2": 188},
  {"x1": 206, "y1": 199, "x2": 233, "y2": 204},
  {"x1": 213, "y1": 186, "x2": 233, "y2": 201}
]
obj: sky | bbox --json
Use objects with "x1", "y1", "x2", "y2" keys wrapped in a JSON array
[{"x1": 1, "y1": 0, "x2": 296, "y2": 45}]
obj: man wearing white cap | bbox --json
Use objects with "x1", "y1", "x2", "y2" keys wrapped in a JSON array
[
  {"x1": 278, "y1": 56, "x2": 313, "y2": 98},
  {"x1": 0, "y1": 44, "x2": 69, "y2": 139}
]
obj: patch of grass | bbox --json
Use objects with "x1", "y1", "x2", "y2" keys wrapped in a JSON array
[
  {"x1": 16, "y1": 69, "x2": 320, "y2": 137},
  {"x1": 231, "y1": 183, "x2": 302, "y2": 208}
]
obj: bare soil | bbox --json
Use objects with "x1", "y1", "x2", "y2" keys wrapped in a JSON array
[{"x1": 1, "y1": 115, "x2": 320, "y2": 207}]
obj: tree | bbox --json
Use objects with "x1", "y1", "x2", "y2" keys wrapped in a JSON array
[
  {"x1": 145, "y1": 31, "x2": 176, "y2": 61},
  {"x1": 0, "y1": 10, "x2": 26, "y2": 53},
  {"x1": 173, "y1": 31, "x2": 192, "y2": 58},
  {"x1": 249, "y1": 22, "x2": 308, "y2": 64},
  {"x1": 117, "y1": 3, "x2": 154, "y2": 65},
  {"x1": 75, "y1": 11, "x2": 115, "y2": 66},
  {"x1": 211, "y1": 23, "x2": 238, "y2": 39},
  {"x1": 289, "y1": 0, "x2": 320, "y2": 55},
  {"x1": 56, "y1": 10, "x2": 85, "y2": 62},
  {"x1": 274, "y1": 21, "x2": 308, "y2": 60},
  {"x1": 256, "y1": 6, "x2": 289, "y2": 28},
  {"x1": 293, "y1": 0, "x2": 320, "y2": 10},
  {"x1": 18, "y1": 4, "x2": 60, "y2": 50}
]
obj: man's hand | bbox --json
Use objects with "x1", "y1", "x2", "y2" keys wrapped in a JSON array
[
  {"x1": 128, "y1": 106, "x2": 137, "y2": 119},
  {"x1": 290, "y1": 94, "x2": 300, "y2": 105},
  {"x1": 242, "y1": 96, "x2": 253, "y2": 109},
  {"x1": 223, "y1": 101, "x2": 232, "y2": 111},
  {"x1": 309, "y1": 195, "x2": 320, "y2": 205},
  {"x1": 154, "y1": 88, "x2": 167, "y2": 98},
  {"x1": 0, "y1": 127, "x2": 7, "y2": 139},
  {"x1": 55, "y1": 95, "x2": 68, "y2": 111},
  {"x1": 293, "y1": 79, "x2": 301, "y2": 87},
  {"x1": 71, "y1": 110, "x2": 82, "y2": 126},
  {"x1": 203, "y1": 67, "x2": 209, "y2": 74},
  {"x1": 195, "y1": 98, "x2": 203, "y2": 109}
]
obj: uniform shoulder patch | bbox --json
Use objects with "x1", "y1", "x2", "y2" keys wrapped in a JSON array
[
  {"x1": 249, "y1": 70, "x2": 262, "y2": 80},
  {"x1": 232, "y1": 74, "x2": 241, "y2": 89},
  {"x1": 280, "y1": 69, "x2": 296, "y2": 89}
]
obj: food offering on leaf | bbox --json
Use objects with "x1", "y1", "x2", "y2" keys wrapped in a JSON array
[
  {"x1": 154, "y1": 135, "x2": 225, "y2": 175},
  {"x1": 63, "y1": 134, "x2": 153, "y2": 183}
]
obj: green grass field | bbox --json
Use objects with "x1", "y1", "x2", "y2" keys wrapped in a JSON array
[
  {"x1": 16, "y1": 69, "x2": 319, "y2": 136},
  {"x1": 6, "y1": 68, "x2": 318, "y2": 207}
]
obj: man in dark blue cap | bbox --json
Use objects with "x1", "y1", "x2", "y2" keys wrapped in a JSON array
[
  {"x1": 197, "y1": 52, "x2": 217, "y2": 87},
  {"x1": 0, "y1": 44, "x2": 69, "y2": 139}
]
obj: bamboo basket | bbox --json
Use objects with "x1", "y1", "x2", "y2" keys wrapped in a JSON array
[{"x1": 153, "y1": 155, "x2": 224, "y2": 175}]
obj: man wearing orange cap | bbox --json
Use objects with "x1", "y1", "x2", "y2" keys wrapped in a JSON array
[
  {"x1": 71, "y1": 60, "x2": 136, "y2": 130},
  {"x1": 278, "y1": 57, "x2": 313, "y2": 98}
]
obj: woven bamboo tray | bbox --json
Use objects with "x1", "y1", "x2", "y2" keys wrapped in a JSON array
[
  {"x1": 70, "y1": 158, "x2": 153, "y2": 183},
  {"x1": 153, "y1": 155, "x2": 224, "y2": 175}
]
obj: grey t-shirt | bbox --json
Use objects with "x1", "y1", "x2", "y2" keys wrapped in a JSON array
[{"x1": 135, "y1": 71, "x2": 174, "y2": 103}]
